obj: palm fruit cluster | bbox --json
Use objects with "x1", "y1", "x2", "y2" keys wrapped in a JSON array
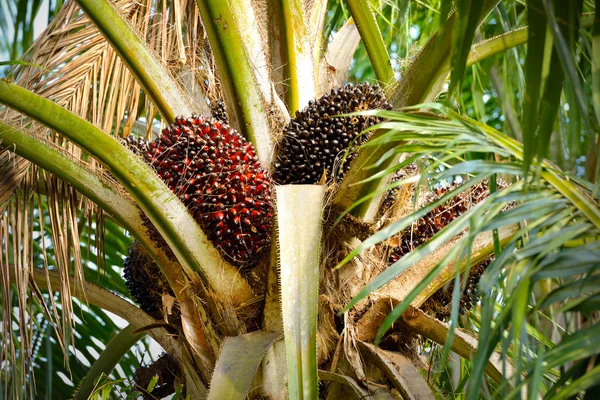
[
  {"x1": 123, "y1": 241, "x2": 173, "y2": 320},
  {"x1": 123, "y1": 134, "x2": 150, "y2": 156},
  {"x1": 380, "y1": 171, "x2": 404, "y2": 214},
  {"x1": 138, "y1": 115, "x2": 272, "y2": 266},
  {"x1": 210, "y1": 99, "x2": 228, "y2": 124},
  {"x1": 273, "y1": 83, "x2": 391, "y2": 184},
  {"x1": 388, "y1": 180, "x2": 491, "y2": 263},
  {"x1": 134, "y1": 353, "x2": 179, "y2": 400},
  {"x1": 423, "y1": 258, "x2": 492, "y2": 320}
]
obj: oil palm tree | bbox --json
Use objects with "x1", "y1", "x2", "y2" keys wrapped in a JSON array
[{"x1": 0, "y1": 0, "x2": 599, "y2": 399}]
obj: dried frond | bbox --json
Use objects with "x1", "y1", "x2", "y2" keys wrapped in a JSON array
[{"x1": 0, "y1": 1, "x2": 217, "y2": 395}]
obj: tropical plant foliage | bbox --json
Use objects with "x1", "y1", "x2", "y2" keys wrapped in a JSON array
[{"x1": 0, "y1": 0, "x2": 598, "y2": 399}]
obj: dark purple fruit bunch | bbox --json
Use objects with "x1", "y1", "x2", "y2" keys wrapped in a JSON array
[
  {"x1": 123, "y1": 134, "x2": 150, "y2": 156},
  {"x1": 143, "y1": 115, "x2": 273, "y2": 266},
  {"x1": 389, "y1": 180, "x2": 491, "y2": 263},
  {"x1": 423, "y1": 257, "x2": 492, "y2": 321},
  {"x1": 134, "y1": 353, "x2": 179, "y2": 400},
  {"x1": 274, "y1": 83, "x2": 391, "y2": 184},
  {"x1": 123, "y1": 241, "x2": 173, "y2": 320},
  {"x1": 211, "y1": 100, "x2": 228, "y2": 124}
]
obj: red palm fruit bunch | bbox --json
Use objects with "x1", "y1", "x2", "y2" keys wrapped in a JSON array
[{"x1": 140, "y1": 115, "x2": 273, "y2": 266}]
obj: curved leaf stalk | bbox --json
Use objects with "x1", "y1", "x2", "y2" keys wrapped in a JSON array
[
  {"x1": 316, "y1": 18, "x2": 361, "y2": 97},
  {"x1": 74, "y1": 325, "x2": 144, "y2": 400},
  {"x1": 276, "y1": 185, "x2": 325, "y2": 399},
  {"x1": 357, "y1": 341, "x2": 435, "y2": 399},
  {"x1": 24, "y1": 268, "x2": 207, "y2": 397},
  {"x1": 207, "y1": 332, "x2": 281, "y2": 400},
  {"x1": 345, "y1": 0, "x2": 394, "y2": 87},
  {"x1": 278, "y1": 0, "x2": 316, "y2": 114},
  {"x1": 0, "y1": 121, "x2": 217, "y2": 379},
  {"x1": 401, "y1": 305, "x2": 514, "y2": 385},
  {"x1": 195, "y1": 0, "x2": 275, "y2": 167},
  {"x1": 466, "y1": 13, "x2": 595, "y2": 82},
  {"x1": 24, "y1": 268, "x2": 163, "y2": 352},
  {"x1": 318, "y1": 371, "x2": 370, "y2": 397},
  {"x1": 411, "y1": 225, "x2": 518, "y2": 307},
  {"x1": 0, "y1": 81, "x2": 253, "y2": 307},
  {"x1": 388, "y1": 0, "x2": 500, "y2": 108},
  {"x1": 75, "y1": 0, "x2": 193, "y2": 122}
]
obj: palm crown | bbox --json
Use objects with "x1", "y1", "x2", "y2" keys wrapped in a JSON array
[{"x1": 0, "y1": 0, "x2": 599, "y2": 399}]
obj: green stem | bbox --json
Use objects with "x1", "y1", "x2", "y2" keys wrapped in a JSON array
[
  {"x1": 195, "y1": 0, "x2": 274, "y2": 167},
  {"x1": 0, "y1": 121, "x2": 217, "y2": 376},
  {"x1": 0, "y1": 81, "x2": 253, "y2": 307},
  {"x1": 401, "y1": 305, "x2": 513, "y2": 385},
  {"x1": 279, "y1": 0, "x2": 316, "y2": 114},
  {"x1": 466, "y1": 13, "x2": 594, "y2": 68},
  {"x1": 75, "y1": 0, "x2": 193, "y2": 122},
  {"x1": 74, "y1": 325, "x2": 144, "y2": 400},
  {"x1": 27, "y1": 268, "x2": 158, "y2": 331},
  {"x1": 389, "y1": 0, "x2": 500, "y2": 108},
  {"x1": 276, "y1": 185, "x2": 325, "y2": 399},
  {"x1": 345, "y1": 0, "x2": 394, "y2": 87},
  {"x1": 23, "y1": 267, "x2": 207, "y2": 397},
  {"x1": 0, "y1": 121, "x2": 167, "y2": 273}
]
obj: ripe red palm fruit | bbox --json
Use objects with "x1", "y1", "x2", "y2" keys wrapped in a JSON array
[
  {"x1": 274, "y1": 83, "x2": 391, "y2": 184},
  {"x1": 143, "y1": 115, "x2": 273, "y2": 266}
]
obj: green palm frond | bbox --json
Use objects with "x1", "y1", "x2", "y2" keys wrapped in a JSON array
[{"x1": 339, "y1": 105, "x2": 599, "y2": 398}]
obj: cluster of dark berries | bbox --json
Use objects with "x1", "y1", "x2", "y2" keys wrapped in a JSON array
[
  {"x1": 134, "y1": 353, "x2": 179, "y2": 400},
  {"x1": 127, "y1": 115, "x2": 273, "y2": 266},
  {"x1": 274, "y1": 83, "x2": 391, "y2": 184},
  {"x1": 123, "y1": 241, "x2": 174, "y2": 320},
  {"x1": 424, "y1": 258, "x2": 491, "y2": 320},
  {"x1": 123, "y1": 134, "x2": 150, "y2": 156},
  {"x1": 388, "y1": 180, "x2": 491, "y2": 263},
  {"x1": 210, "y1": 99, "x2": 228, "y2": 124}
]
